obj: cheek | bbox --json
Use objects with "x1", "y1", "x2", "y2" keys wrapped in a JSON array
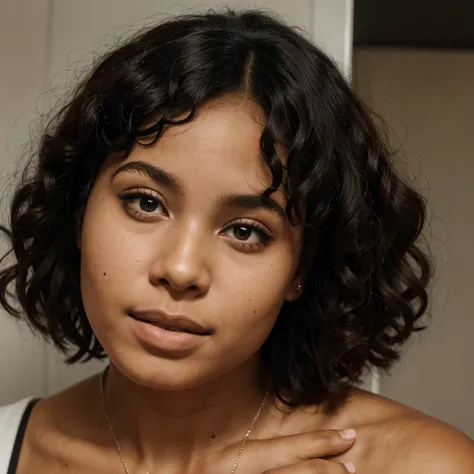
[
  {"x1": 210, "y1": 277, "x2": 287, "y2": 368},
  {"x1": 216, "y1": 257, "x2": 294, "y2": 345},
  {"x1": 78, "y1": 194, "x2": 148, "y2": 318}
]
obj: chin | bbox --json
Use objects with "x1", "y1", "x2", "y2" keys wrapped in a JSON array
[{"x1": 107, "y1": 348, "x2": 234, "y2": 392}]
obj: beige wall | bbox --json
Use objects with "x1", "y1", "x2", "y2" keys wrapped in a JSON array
[
  {"x1": 354, "y1": 48, "x2": 474, "y2": 438},
  {"x1": 0, "y1": 0, "x2": 52, "y2": 403}
]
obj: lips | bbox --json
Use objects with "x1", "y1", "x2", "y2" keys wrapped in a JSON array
[{"x1": 129, "y1": 310, "x2": 212, "y2": 336}]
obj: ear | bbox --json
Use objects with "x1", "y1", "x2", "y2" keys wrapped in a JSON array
[
  {"x1": 284, "y1": 259, "x2": 305, "y2": 302},
  {"x1": 285, "y1": 236, "x2": 316, "y2": 302},
  {"x1": 285, "y1": 280, "x2": 304, "y2": 302}
]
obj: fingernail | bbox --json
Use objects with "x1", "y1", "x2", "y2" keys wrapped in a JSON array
[
  {"x1": 343, "y1": 461, "x2": 357, "y2": 473},
  {"x1": 339, "y1": 428, "x2": 356, "y2": 440}
]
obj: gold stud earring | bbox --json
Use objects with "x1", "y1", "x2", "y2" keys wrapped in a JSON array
[{"x1": 297, "y1": 284, "x2": 303, "y2": 292}]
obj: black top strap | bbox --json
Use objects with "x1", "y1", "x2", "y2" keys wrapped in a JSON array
[{"x1": 7, "y1": 399, "x2": 39, "y2": 474}]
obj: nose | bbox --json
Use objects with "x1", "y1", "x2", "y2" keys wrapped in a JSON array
[{"x1": 149, "y1": 220, "x2": 211, "y2": 298}]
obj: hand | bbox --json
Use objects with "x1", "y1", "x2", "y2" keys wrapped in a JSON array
[{"x1": 240, "y1": 429, "x2": 357, "y2": 473}]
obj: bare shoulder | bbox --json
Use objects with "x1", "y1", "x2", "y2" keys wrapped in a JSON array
[
  {"x1": 19, "y1": 372, "x2": 107, "y2": 470},
  {"x1": 395, "y1": 416, "x2": 474, "y2": 473},
  {"x1": 326, "y1": 388, "x2": 474, "y2": 473}
]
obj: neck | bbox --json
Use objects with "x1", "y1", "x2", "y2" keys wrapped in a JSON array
[{"x1": 102, "y1": 358, "x2": 269, "y2": 468}]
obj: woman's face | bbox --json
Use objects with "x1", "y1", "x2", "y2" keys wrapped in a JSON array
[{"x1": 79, "y1": 98, "x2": 303, "y2": 390}]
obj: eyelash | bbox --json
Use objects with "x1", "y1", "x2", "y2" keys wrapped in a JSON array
[
  {"x1": 225, "y1": 219, "x2": 273, "y2": 251},
  {"x1": 118, "y1": 188, "x2": 168, "y2": 220},
  {"x1": 118, "y1": 189, "x2": 274, "y2": 251}
]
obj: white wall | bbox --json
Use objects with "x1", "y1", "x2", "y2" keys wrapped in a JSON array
[
  {"x1": 0, "y1": 0, "x2": 354, "y2": 402},
  {"x1": 354, "y1": 48, "x2": 474, "y2": 438}
]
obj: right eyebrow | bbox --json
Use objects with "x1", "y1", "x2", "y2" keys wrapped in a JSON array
[
  {"x1": 111, "y1": 161, "x2": 186, "y2": 195},
  {"x1": 219, "y1": 192, "x2": 287, "y2": 220}
]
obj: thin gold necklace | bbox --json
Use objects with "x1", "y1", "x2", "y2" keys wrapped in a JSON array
[{"x1": 100, "y1": 368, "x2": 268, "y2": 474}]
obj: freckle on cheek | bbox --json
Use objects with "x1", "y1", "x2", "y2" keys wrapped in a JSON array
[{"x1": 103, "y1": 272, "x2": 107, "y2": 276}]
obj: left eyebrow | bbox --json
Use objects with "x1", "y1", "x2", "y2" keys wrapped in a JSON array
[
  {"x1": 110, "y1": 161, "x2": 186, "y2": 195},
  {"x1": 219, "y1": 193, "x2": 287, "y2": 220}
]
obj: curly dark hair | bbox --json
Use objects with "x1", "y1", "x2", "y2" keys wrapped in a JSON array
[{"x1": 0, "y1": 9, "x2": 431, "y2": 407}]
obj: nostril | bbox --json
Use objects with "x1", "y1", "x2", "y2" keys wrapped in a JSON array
[{"x1": 154, "y1": 278, "x2": 201, "y2": 293}]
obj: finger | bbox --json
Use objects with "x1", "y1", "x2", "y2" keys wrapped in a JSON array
[
  {"x1": 262, "y1": 458, "x2": 356, "y2": 474},
  {"x1": 256, "y1": 429, "x2": 356, "y2": 466}
]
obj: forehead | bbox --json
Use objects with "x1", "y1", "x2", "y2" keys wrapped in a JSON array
[{"x1": 122, "y1": 97, "x2": 280, "y2": 196}]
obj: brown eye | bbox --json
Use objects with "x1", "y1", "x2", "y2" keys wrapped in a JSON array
[
  {"x1": 139, "y1": 196, "x2": 160, "y2": 213},
  {"x1": 233, "y1": 225, "x2": 253, "y2": 241},
  {"x1": 118, "y1": 189, "x2": 168, "y2": 220},
  {"x1": 221, "y1": 221, "x2": 273, "y2": 251}
]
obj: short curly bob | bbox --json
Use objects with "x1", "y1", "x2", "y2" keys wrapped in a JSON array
[{"x1": 0, "y1": 9, "x2": 431, "y2": 407}]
